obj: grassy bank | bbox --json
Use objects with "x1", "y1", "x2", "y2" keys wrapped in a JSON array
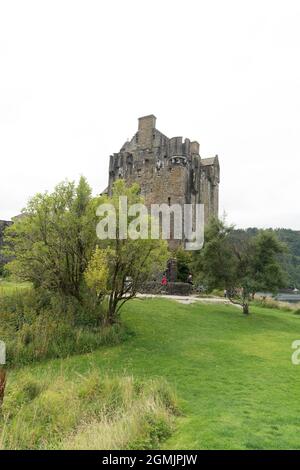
[
  {"x1": 0, "y1": 370, "x2": 178, "y2": 449},
  {"x1": 2, "y1": 298, "x2": 300, "y2": 449}
]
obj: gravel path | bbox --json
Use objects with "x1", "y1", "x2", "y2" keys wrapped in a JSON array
[{"x1": 136, "y1": 293, "x2": 239, "y2": 306}]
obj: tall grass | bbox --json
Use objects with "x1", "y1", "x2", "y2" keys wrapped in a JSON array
[
  {"x1": 0, "y1": 280, "x2": 31, "y2": 296},
  {"x1": 0, "y1": 287, "x2": 127, "y2": 366},
  {"x1": 253, "y1": 296, "x2": 300, "y2": 313},
  {"x1": 0, "y1": 370, "x2": 179, "y2": 450}
]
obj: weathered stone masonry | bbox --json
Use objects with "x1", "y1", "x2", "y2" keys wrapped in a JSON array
[{"x1": 105, "y1": 115, "x2": 220, "y2": 248}]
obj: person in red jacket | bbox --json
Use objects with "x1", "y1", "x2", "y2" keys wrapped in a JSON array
[{"x1": 161, "y1": 274, "x2": 167, "y2": 286}]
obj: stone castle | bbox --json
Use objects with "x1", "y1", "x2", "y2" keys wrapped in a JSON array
[{"x1": 105, "y1": 115, "x2": 220, "y2": 246}]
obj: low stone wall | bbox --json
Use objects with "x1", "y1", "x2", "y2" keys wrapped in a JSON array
[{"x1": 141, "y1": 281, "x2": 193, "y2": 296}]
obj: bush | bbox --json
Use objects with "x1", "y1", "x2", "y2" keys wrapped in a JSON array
[
  {"x1": 0, "y1": 288, "x2": 127, "y2": 366},
  {"x1": 0, "y1": 370, "x2": 179, "y2": 450},
  {"x1": 210, "y1": 289, "x2": 224, "y2": 297}
]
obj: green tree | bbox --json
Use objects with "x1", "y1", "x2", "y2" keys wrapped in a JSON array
[
  {"x1": 85, "y1": 180, "x2": 169, "y2": 324},
  {"x1": 4, "y1": 177, "x2": 99, "y2": 300},
  {"x1": 249, "y1": 231, "x2": 287, "y2": 295},
  {"x1": 193, "y1": 219, "x2": 286, "y2": 314},
  {"x1": 174, "y1": 247, "x2": 192, "y2": 282},
  {"x1": 232, "y1": 228, "x2": 300, "y2": 289}
]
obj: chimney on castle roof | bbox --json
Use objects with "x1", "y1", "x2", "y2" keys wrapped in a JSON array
[{"x1": 138, "y1": 114, "x2": 156, "y2": 148}]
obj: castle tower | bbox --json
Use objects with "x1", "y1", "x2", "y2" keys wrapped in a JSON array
[{"x1": 106, "y1": 115, "x2": 220, "y2": 249}]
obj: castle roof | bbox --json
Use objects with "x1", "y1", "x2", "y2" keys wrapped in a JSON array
[{"x1": 201, "y1": 155, "x2": 219, "y2": 167}]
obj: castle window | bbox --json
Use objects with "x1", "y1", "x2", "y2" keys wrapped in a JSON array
[{"x1": 168, "y1": 197, "x2": 171, "y2": 206}]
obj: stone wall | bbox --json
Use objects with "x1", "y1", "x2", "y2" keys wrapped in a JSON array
[{"x1": 140, "y1": 281, "x2": 193, "y2": 296}]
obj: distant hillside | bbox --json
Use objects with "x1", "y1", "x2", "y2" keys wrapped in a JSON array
[{"x1": 233, "y1": 228, "x2": 300, "y2": 289}]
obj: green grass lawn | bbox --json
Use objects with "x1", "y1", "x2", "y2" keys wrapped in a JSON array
[{"x1": 5, "y1": 298, "x2": 300, "y2": 449}]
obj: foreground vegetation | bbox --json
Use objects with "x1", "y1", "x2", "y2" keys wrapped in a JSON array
[
  {"x1": 0, "y1": 285, "x2": 126, "y2": 366},
  {"x1": 0, "y1": 370, "x2": 178, "y2": 450},
  {"x1": 2, "y1": 298, "x2": 300, "y2": 449}
]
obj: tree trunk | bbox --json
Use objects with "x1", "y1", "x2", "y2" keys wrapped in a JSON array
[
  {"x1": 0, "y1": 367, "x2": 7, "y2": 408},
  {"x1": 106, "y1": 293, "x2": 118, "y2": 325},
  {"x1": 243, "y1": 303, "x2": 249, "y2": 315}
]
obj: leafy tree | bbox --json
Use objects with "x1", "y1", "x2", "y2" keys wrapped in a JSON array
[
  {"x1": 0, "y1": 220, "x2": 12, "y2": 275},
  {"x1": 249, "y1": 231, "x2": 287, "y2": 295},
  {"x1": 193, "y1": 218, "x2": 237, "y2": 292},
  {"x1": 4, "y1": 177, "x2": 99, "y2": 300},
  {"x1": 85, "y1": 180, "x2": 169, "y2": 324},
  {"x1": 193, "y1": 219, "x2": 286, "y2": 314},
  {"x1": 174, "y1": 247, "x2": 192, "y2": 282},
  {"x1": 3, "y1": 177, "x2": 168, "y2": 325},
  {"x1": 231, "y1": 228, "x2": 300, "y2": 289}
]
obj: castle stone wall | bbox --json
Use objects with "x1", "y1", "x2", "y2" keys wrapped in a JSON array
[{"x1": 106, "y1": 115, "x2": 220, "y2": 249}]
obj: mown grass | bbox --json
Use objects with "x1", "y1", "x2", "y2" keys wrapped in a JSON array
[{"x1": 2, "y1": 297, "x2": 300, "y2": 449}]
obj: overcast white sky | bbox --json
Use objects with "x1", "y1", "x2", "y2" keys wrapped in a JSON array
[{"x1": 0, "y1": 0, "x2": 299, "y2": 229}]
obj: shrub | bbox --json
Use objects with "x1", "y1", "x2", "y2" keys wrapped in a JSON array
[{"x1": 210, "y1": 289, "x2": 224, "y2": 297}]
